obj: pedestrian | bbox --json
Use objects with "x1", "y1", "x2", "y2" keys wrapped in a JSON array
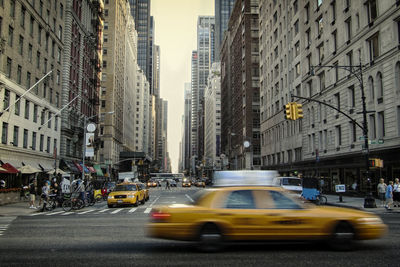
[
  {"x1": 165, "y1": 179, "x2": 170, "y2": 190},
  {"x1": 0, "y1": 179, "x2": 5, "y2": 188},
  {"x1": 393, "y1": 178, "x2": 400, "y2": 208},
  {"x1": 385, "y1": 181, "x2": 394, "y2": 210},
  {"x1": 28, "y1": 179, "x2": 37, "y2": 209},
  {"x1": 40, "y1": 181, "x2": 50, "y2": 212},
  {"x1": 377, "y1": 178, "x2": 387, "y2": 207}
]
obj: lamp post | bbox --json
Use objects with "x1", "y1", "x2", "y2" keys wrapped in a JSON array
[
  {"x1": 310, "y1": 63, "x2": 375, "y2": 208},
  {"x1": 82, "y1": 111, "x2": 114, "y2": 180},
  {"x1": 230, "y1": 132, "x2": 252, "y2": 170}
]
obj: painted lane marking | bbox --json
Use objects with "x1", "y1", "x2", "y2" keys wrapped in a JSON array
[
  {"x1": 61, "y1": 212, "x2": 74, "y2": 216},
  {"x1": 30, "y1": 212, "x2": 50, "y2": 216},
  {"x1": 144, "y1": 208, "x2": 152, "y2": 213},
  {"x1": 97, "y1": 209, "x2": 110, "y2": 213},
  {"x1": 128, "y1": 208, "x2": 137, "y2": 213},
  {"x1": 149, "y1": 196, "x2": 160, "y2": 207},
  {"x1": 46, "y1": 211, "x2": 65, "y2": 216},
  {"x1": 111, "y1": 208, "x2": 123, "y2": 214},
  {"x1": 185, "y1": 194, "x2": 194, "y2": 203},
  {"x1": 78, "y1": 210, "x2": 95, "y2": 215}
]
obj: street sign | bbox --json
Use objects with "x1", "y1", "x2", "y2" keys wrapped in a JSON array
[
  {"x1": 378, "y1": 139, "x2": 384, "y2": 144},
  {"x1": 358, "y1": 136, "x2": 367, "y2": 140}
]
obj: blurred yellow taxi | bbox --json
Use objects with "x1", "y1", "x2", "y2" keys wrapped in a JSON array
[
  {"x1": 182, "y1": 178, "x2": 191, "y2": 187},
  {"x1": 107, "y1": 183, "x2": 144, "y2": 208},
  {"x1": 139, "y1": 182, "x2": 150, "y2": 202},
  {"x1": 147, "y1": 171, "x2": 387, "y2": 251}
]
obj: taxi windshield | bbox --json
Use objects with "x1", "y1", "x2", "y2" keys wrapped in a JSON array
[
  {"x1": 188, "y1": 190, "x2": 207, "y2": 205},
  {"x1": 114, "y1": 184, "x2": 137, "y2": 191},
  {"x1": 282, "y1": 178, "x2": 301, "y2": 186}
]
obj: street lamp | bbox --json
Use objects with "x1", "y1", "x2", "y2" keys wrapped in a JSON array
[
  {"x1": 230, "y1": 132, "x2": 252, "y2": 170},
  {"x1": 82, "y1": 111, "x2": 114, "y2": 180}
]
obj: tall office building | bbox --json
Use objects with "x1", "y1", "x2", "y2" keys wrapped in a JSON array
[
  {"x1": 183, "y1": 83, "x2": 192, "y2": 173},
  {"x1": 129, "y1": 0, "x2": 151, "y2": 91},
  {"x1": 259, "y1": 0, "x2": 400, "y2": 191},
  {"x1": 59, "y1": 0, "x2": 103, "y2": 174},
  {"x1": 191, "y1": 16, "x2": 215, "y2": 171},
  {"x1": 220, "y1": 0, "x2": 260, "y2": 170},
  {"x1": 215, "y1": 0, "x2": 236, "y2": 61},
  {"x1": 190, "y1": 50, "x2": 199, "y2": 164}
]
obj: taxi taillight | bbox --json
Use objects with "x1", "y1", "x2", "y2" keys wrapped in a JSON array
[{"x1": 151, "y1": 211, "x2": 171, "y2": 221}]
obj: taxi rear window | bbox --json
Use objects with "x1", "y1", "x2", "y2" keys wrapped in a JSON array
[
  {"x1": 225, "y1": 190, "x2": 256, "y2": 209},
  {"x1": 269, "y1": 191, "x2": 302, "y2": 209}
]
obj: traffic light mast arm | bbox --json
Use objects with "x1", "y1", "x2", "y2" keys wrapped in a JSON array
[{"x1": 290, "y1": 94, "x2": 364, "y2": 131}]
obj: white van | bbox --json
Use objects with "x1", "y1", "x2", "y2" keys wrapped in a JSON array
[{"x1": 273, "y1": 177, "x2": 302, "y2": 194}]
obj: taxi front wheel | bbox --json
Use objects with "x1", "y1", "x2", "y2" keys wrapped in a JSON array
[{"x1": 198, "y1": 223, "x2": 224, "y2": 252}]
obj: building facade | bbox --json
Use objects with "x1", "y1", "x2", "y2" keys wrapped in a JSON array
[
  {"x1": 0, "y1": 0, "x2": 66, "y2": 180},
  {"x1": 215, "y1": 0, "x2": 236, "y2": 61},
  {"x1": 221, "y1": 0, "x2": 260, "y2": 170},
  {"x1": 259, "y1": 0, "x2": 400, "y2": 192},
  {"x1": 182, "y1": 83, "x2": 191, "y2": 173},
  {"x1": 204, "y1": 62, "x2": 222, "y2": 170}
]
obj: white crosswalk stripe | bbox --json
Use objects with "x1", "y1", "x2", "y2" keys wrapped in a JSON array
[
  {"x1": 97, "y1": 208, "x2": 110, "y2": 213},
  {"x1": 61, "y1": 212, "x2": 74, "y2": 216},
  {"x1": 111, "y1": 208, "x2": 123, "y2": 214},
  {"x1": 144, "y1": 208, "x2": 152, "y2": 213},
  {"x1": 128, "y1": 208, "x2": 137, "y2": 213},
  {"x1": 78, "y1": 210, "x2": 96, "y2": 215},
  {"x1": 46, "y1": 211, "x2": 65, "y2": 216}
]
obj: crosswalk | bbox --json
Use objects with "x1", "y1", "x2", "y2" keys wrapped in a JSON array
[
  {"x1": 27, "y1": 206, "x2": 154, "y2": 217},
  {"x1": 0, "y1": 216, "x2": 16, "y2": 236}
]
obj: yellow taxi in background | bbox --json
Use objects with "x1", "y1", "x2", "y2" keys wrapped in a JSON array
[
  {"x1": 182, "y1": 178, "x2": 191, "y2": 187},
  {"x1": 107, "y1": 183, "x2": 145, "y2": 208},
  {"x1": 147, "y1": 180, "x2": 157, "y2": 187},
  {"x1": 139, "y1": 182, "x2": 150, "y2": 202},
  {"x1": 147, "y1": 171, "x2": 387, "y2": 251},
  {"x1": 195, "y1": 180, "x2": 205, "y2": 188}
]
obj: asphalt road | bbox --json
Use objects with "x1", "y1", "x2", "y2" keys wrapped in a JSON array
[{"x1": 0, "y1": 187, "x2": 399, "y2": 267}]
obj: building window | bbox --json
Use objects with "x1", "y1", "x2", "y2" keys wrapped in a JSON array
[
  {"x1": 376, "y1": 72, "x2": 383, "y2": 101},
  {"x1": 334, "y1": 92, "x2": 340, "y2": 113},
  {"x1": 10, "y1": 0, "x2": 15, "y2": 17},
  {"x1": 53, "y1": 138, "x2": 57, "y2": 155},
  {"x1": 46, "y1": 137, "x2": 51, "y2": 153},
  {"x1": 317, "y1": 16, "x2": 323, "y2": 37},
  {"x1": 331, "y1": 0, "x2": 336, "y2": 22},
  {"x1": 40, "y1": 134, "x2": 44, "y2": 151},
  {"x1": 60, "y1": 3, "x2": 63, "y2": 19},
  {"x1": 28, "y1": 44, "x2": 32, "y2": 62},
  {"x1": 318, "y1": 43, "x2": 324, "y2": 63},
  {"x1": 1, "y1": 122, "x2": 8, "y2": 144},
  {"x1": 295, "y1": 63, "x2": 300, "y2": 77},
  {"x1": 58, "y1": 25, "x2": 62, "y2": 40},
  {"x1": 36, "y1": 51, "x2": 40, "y2": 69},
  {"x1": 305, "y1": 4, "x2": 310, "y2": 23},
  {"x1": 8, "y1": 26, "x2": 13, "y2": 46},
  {"x1": 24, "y1": 100, "x2": 29, "y2": 119},
  {"x1": 55, "y1": 116, "x2": 58, "y2": 131},
  {"x1": 294, "y1": 20, "x2": 299, "y2": 35},
  {"x1": 30, "y1": 16, "x2": 34, "y2": 35},
  {"x1": 22, "y1": 129, "x2": 28, "y2": 148},
  {"x1": 295, "y1": 41, "x2": 300, "y2": 57},
  {"x1": 32, "y1": 132, "x2": 36, "y2": 150},
  {"x1": 33, "y1": 104, "x2": 38, "y2": 123},
  {"x1": 335, "y1": 125, "x2": 342, "y2": 147},
  {"x1": 20, "y1": 6, "x2": 25, "y2": 27},
  {"x1": 369, "y1": 114, "x2": 376, "y2": 139},
  {"x1": 348, "y1": 85, "x2": 355, "y2": 108},
  {"x1": 38, "y1": 25, "x2": 42, "y2": 44},
  {"x1": 318, "y1": 71, "x2": 325, "y2": 91},
  {"x1": 17, "y1": 65, "x2": 22, "y2": 84},
  {"x1": 368, "y1": 33, "x2": 379, "y2": 62},
  {"x1": 345, "y1": 18, "x2": 351, "y2": 42},
  {"x1": 317, "y1": 0, "x2": 323, "y2": 8},
  {"x1": 377, "y1": 112, "x2": 385, "y2": 138},
  {"x1": 367, "y1": 0, "x2": 377, "y2": 23},
  {"x1": 332, "y1": 30, "x2": 337, "y2": 53},
  {"x1": 350, "y1": 121, "x2": 357, "y2": 143},
  {"x1": 368, "y1": 76, "x2": 374, "y2": 100},
  {"x1": 18, "y1": 35, "x2": 23, "y2": 55},
  {"x1": 13, "y1": 126, "x2": 18, "y2": 146},
  {"x1": 26, "y1": 71, "x2": 31, "y2": 89},
  {"x1": 15, "y1": 95, "x2": 20, "y2": 115}
]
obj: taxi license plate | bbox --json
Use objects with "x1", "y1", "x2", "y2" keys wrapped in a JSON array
[{"x1": 117, "y1": 200, "x2": 123, "y2": 204}]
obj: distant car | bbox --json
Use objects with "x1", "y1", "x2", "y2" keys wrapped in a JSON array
[
  {"x1": 107, "y1": 182, "x2": 144, "y2": 208},
  {"x1": 195, "y1": 180, "x2": 205, "y2": 188},
  {"x1": 168, "y1": 179, "x2": 177, "y2": 187},
  {"x1": 147, "y1": 180, "x2": 157, "y2": 187},
  {"x1": 272, "y1": 177, "x2": 302, "y2": 194},
  {"x1": 182, "y1": 178, "x2": 191, "y2": 187}
]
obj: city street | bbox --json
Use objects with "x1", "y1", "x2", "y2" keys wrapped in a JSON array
[{"x1": 0, "y1": 187, "x2": 399, "y2": 266}]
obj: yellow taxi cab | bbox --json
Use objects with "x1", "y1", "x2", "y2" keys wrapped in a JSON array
[
  {"x1": 182, "y1": 178, "x2": 191, "y2": 187},
  {"x1": 139, "y1": 182, "x2": 150, "y2": 201},
  {"x1": 147, "y1": 180, "x2": 157, "y2": 187},
  {"x1": 147, "y1": 171, "x2": 387, "y2": 251},
  {"x1": 107, "y1": 182, "x2": 145, "y2": 208}
]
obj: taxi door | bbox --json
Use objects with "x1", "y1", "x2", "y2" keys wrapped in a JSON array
[
  {"x1": 255, "y1": 190, "x2": 317, "y2": 240},
  {"x1": 213, "y1": 189, "x2": 267, "y2": 241}
]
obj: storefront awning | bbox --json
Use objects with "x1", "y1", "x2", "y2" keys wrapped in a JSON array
[
  {"x1": 73, "y1": 162, "x2": 90, "y2": 174},
  {"x1": 93, "y1": 165, "x2": 104, "y2": 176},
  {"x1": 38, "y1": 159, "x2": 56, "y2": 171},
  {"x1": 0, "y1": 163, "x2": 19, "y2": 174},
  {"x1": 60, "y1": 159, "x2": 80, "y2": 174},
  {"x1": 88, "y1": 166, "x2": 96, "y2": 173}
]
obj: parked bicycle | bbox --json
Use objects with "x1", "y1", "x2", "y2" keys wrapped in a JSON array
[
  {"x1": 41, "y1": 194, "x2": 58, "y2": 211},
  {"x1": 62, "y1": 193, "x2": 84, "y2": 211}
]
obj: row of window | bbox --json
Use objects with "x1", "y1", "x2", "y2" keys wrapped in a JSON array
[
  {"x1": 1, "y1": 122, "x2": 57, "y2": 153},
  {"x1": 2, "y1": 90, "x2": 59, "y2": 130},
  {"x1": 263, "y1": 147, "x2": 303, "y2": 166}
]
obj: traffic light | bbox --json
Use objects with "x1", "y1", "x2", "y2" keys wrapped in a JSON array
[
  {"x1": 294, "y1": 103, "x2": 303, "y2": 120},
  {"x1": 285, "y1": 103, "x2": 294, "y2": 120}
]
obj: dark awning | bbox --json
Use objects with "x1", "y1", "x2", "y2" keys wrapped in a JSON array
[{"x1": 60, "y1": 159, "x2": 80, "y2": 174}]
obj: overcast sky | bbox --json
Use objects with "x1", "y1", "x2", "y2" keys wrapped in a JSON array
[{"x1": 151, "y1": 0, "x2": 214, "y2": 172}]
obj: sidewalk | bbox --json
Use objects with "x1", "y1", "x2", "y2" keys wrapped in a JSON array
[
  {"x1": 325, "y1": 194, "x2": 400, "y2": 214},
  {"x1": 0, "y1": 200, "x2": 42, "y2": 216}
]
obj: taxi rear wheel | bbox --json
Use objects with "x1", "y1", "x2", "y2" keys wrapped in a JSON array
[
  {"x1": 198, "y1": 223, "x2": 224, "y2": 252},
  {"x1": 329, "y1": 221, "x2": 355, "y2": 251},
  {"x1": 133, "y1": 198, "x2": 138, "y2": 207}
]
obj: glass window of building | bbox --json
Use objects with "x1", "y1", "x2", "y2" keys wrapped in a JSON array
[
  {"x1": 32, "y1": 132, "x2": 36, "y2": 150},
  {"x1": 1, "y1": 122, "x2": 8, "y2": 144},
  {"x1": 23, "y1": 129, "x2": 28, "y2": 148},
  {"x1": 13, "y1": 126, "x2": 18, "y2": 146}
]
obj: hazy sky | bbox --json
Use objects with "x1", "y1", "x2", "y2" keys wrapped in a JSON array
[{"x1": 151, "y1": 0, "x2": 214, "y2": 172}]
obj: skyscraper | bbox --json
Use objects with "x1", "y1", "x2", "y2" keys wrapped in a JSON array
[{"x1": 215, "y1": 0, "x2": 236, "y2": 61}]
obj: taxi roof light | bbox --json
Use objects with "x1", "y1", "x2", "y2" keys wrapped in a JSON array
[{"x1": 213, "y1": 170, "x2": 279, "y2": 187}]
